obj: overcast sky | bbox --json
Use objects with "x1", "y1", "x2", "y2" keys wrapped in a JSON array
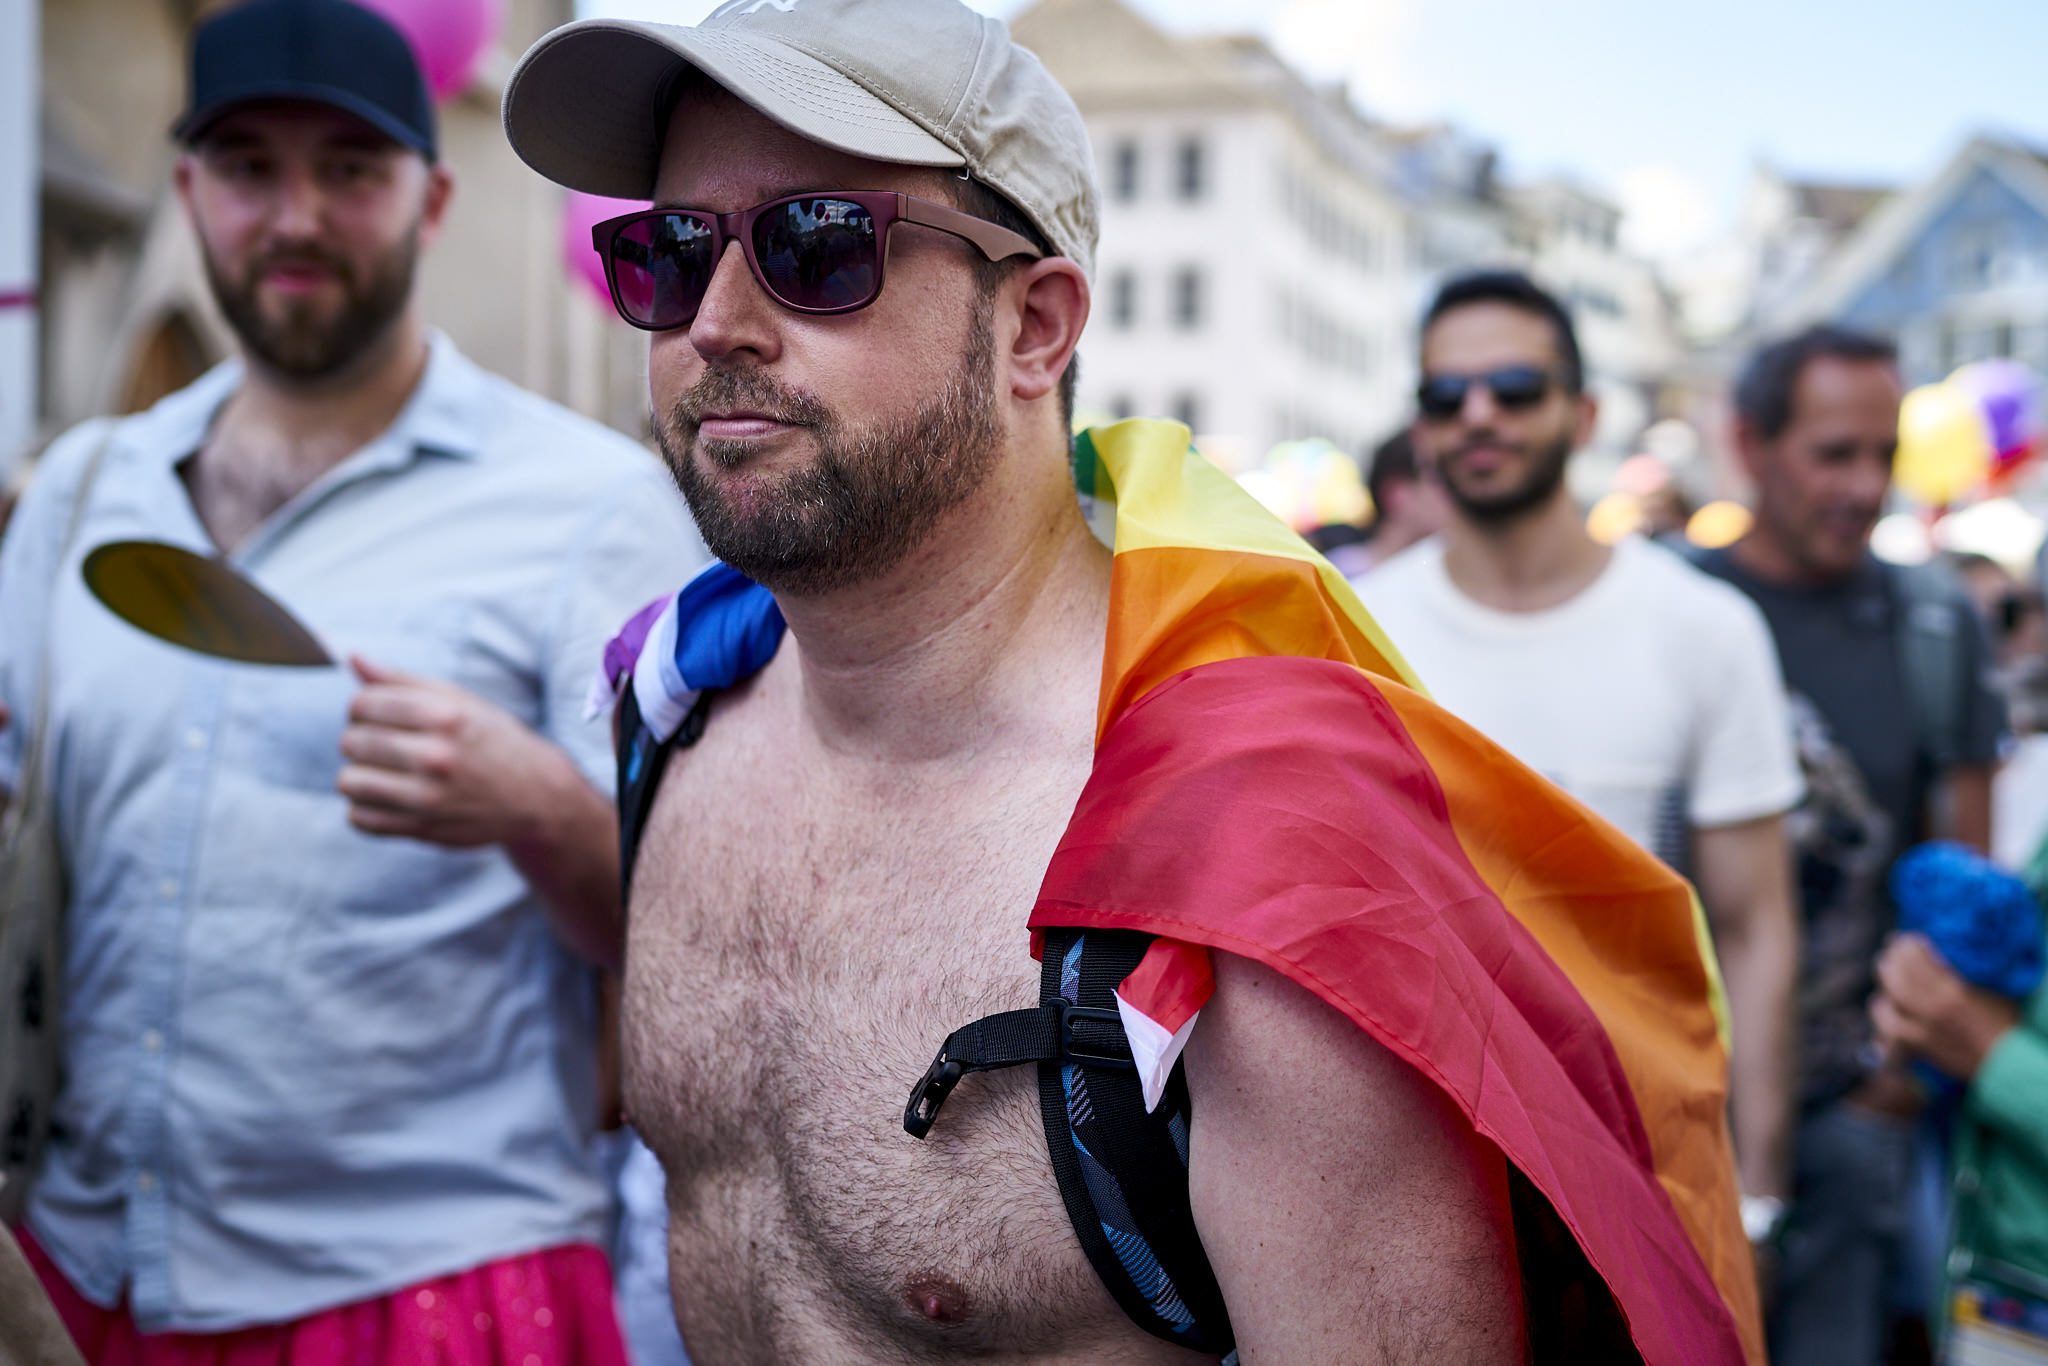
[{"x1": 579, "y1": 0, "x2": 2048, "y2": 263}]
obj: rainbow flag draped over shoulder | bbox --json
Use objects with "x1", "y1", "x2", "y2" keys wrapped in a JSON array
[
  {"x1": 601, "y1": 418, "x2": 1761, "y2": 1364},
  {"x1": 1036, "y1": 419, "x2": 1761, "y2": 1366}
]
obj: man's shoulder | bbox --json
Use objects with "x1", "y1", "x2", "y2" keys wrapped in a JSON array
[
  {"x1": 28, "y1": 415, "x2": 122, "y2": 489},
  {"x1": 1883, "y1": 556, "x2": 1977, "y2": 623},
  {"x1": 1618, "y1": 538, "x2": 1775, "y2": 635},
  {"x1": 8, "y1": 410, "x2": 142, "y2": 549},
  {"x1": 465, "y1": 366, "x2": 657, "y2": 477},
  {"x1": 1353, "y1": 536, "x2": 1441, "y2": 585},
  {"x1": 27, "y1": 361, "x2": 235, "y2": 491},
  {"x1": 1347, "y1": 537, "x2": 1443, "y2": 613}
]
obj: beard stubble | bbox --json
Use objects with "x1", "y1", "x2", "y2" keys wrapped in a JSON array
[
  {"x1": 655, "y1": 309, "x2": 1003, "y2": 597},
  {"x1": 1438, "y1": 423, "x2": 1577, "y2": 526},
  {"x1": 204, "y1": 225, "x2": 419, "y2": 381}
]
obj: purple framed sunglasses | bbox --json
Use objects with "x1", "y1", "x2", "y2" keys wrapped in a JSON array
[{"x1": 589, "y1": 191, "x2": 1044, "y2": 331}]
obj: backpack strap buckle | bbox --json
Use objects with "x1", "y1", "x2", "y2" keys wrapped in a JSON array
[
  {"x1": 903, "y1": 1000, "x2": 1134, "y2": 1138},
  {"x1": 905, "y1": 1053, "x2": 968, "y2": 1139}
]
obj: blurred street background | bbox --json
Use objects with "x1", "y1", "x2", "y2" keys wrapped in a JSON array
[{"x1": 10, "y1": 0, "x2": 2048, "y2": 555}]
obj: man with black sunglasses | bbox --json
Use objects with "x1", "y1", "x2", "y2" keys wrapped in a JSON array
[
  {"x1": 0, "y1": 0, "x2": 700, "y2": 1356},
  {"x1": 1355, "y1": 269, "x2": 1805, "y2": 1284}
]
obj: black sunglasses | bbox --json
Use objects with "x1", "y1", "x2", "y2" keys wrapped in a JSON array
[
  {"x1": 1416, "y1": 365, "x2": 1557, "y2": 420},
  {"x1": 590, "y1": 191, "x2": 1044, "y2": 331}
]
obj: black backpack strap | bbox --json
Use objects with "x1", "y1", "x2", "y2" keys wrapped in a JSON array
[
  {"x1": 903, "y1": 1000, "x2": 1130, "y2": 1138},
  {"x1": 907, "y1": 929, "x2": 1645, "y2": 1364},
  {"x1": 1882, "y1": 559, "x2": 1975, "y2": 771},
  {"x1": 904, "y1": 926, "x2": 1236, "y2": 1358},
  {"x1": 615, "y1": 685, "x2": 713, "y2": 901}
]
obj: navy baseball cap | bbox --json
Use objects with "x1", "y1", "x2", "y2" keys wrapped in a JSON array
[{"x1": 174, "y1": 0, "x2": 437, "y2": 160}]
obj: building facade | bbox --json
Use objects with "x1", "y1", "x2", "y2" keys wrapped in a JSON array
[
  {"x1": 1780, "y1": 136, "x2": 2048, "y2": 386},
  {"x1": 1011, "y1": 0, "x2": 1679, "y2": 475},
  {"x1": 1013, "y1": 0, "x2": 1415, "y2": 470}
]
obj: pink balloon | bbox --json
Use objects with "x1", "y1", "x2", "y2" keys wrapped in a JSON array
[
  {"x1": 353, "y1": 0, "x2": 504, "y2": 102},
  {"x1": 564, "y1": 191, "x2": 645, "y2": 308}
]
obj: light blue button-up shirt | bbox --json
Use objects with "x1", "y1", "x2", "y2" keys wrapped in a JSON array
[{"x1": 0, "y1": 336, "x2": 702, "y2": 1331}]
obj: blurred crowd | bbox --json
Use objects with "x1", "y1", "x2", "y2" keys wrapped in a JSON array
[{"x1": 1344, "y1": 277, "x2": 2046, "y2": 1366}]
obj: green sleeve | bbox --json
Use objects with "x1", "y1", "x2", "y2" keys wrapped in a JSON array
[{"x1": 1967, "y1": 1012, "x2": 2048, "y2": 1166}]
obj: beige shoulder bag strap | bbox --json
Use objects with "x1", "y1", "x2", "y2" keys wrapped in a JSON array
[{"x1": 0, "y1": 422, "x2": 118, "y2": 1227}]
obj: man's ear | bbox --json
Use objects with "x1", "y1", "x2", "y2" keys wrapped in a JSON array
[
  {"x1": 1571, "y1": 389, "x2": 1600, "y2": 451},
  {"x1": 1732, "y1": 417, "x2": 1767, "y2": 484},
  {"x1": 416, "y1": 161, "x2": 457, "y2": 251},
  {"x1": 1408, "y1": 417, "x2": 1438, "y2": 473},
  {"x1": 172, "y1": 152, "x2": 196, "y2": 214},
  {"x1": 1003, "y1": 258, "x2": 1088, "y2": 406}
]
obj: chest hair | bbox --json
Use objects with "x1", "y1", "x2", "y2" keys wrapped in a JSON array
[{"x1": 621, "y1": 710, "x2": 1139, "y2": 1357}]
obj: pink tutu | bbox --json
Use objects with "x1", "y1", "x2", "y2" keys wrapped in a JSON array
[{"x1": 22, "y1": 1230, "x2": 630, "y2": 1366}]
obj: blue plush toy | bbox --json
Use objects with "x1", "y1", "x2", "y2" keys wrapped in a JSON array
[{"x1": 1889, "y1": 841, "x2": 2047, "y2": 1092}]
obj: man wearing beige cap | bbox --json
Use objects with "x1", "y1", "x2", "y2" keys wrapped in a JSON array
[{"x1": 498, "y1": 3, "x2": 1714, "y2": 1363}]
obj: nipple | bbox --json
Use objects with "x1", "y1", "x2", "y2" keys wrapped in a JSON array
[{"x1": 901, "y1": 1273, "x2": 973, "y2": 1326}]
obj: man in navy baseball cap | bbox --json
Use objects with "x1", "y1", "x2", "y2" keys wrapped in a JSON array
[
  {"x1": 169, "y1": 0, "x2": 447, "y2": 382},
  {"x1": 6, "y1": 0, "x2": 707, "y2": 1358},
  {"x1": 174, "y1": 0, "x2": 437, "y2": 159}
]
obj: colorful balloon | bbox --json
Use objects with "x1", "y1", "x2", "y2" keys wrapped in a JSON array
[
  {"x1": 1952, "y1": 359, "x2": 2044, "y2": 491},
  {"x1": 354, "y1": 0, "x2": 504, "y2": 102},
  {"x1": 1895, "y1": 381, "x2": 1993, "y2": 508},
  {"x1": 563, "y1": 191, "x2": 644, "y2": 309},
  {"x1": 1953, "y1": 360, "x2": 2043, "y2": 459}
]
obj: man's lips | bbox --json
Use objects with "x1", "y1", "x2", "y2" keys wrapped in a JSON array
[
  {"x1": 260, "y1": 262, "x2": 340, "y2": 294},
  {"x1": 695, "y1": 412, "x2": 799, "y2": 441},
  {"x1": 1448, "y1": 443, "x2": 1516, "y2": 475}
]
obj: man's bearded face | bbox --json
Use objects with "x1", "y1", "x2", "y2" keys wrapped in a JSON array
[
  {"x1": 1434, "y1": 420, "x2": 1577, "y2": 526},
  {"x1": 184, "y1": 104, "x2": 430, "y2": 382},
  {"x1": 204, "y1": 224, "x2": 419, "y2": 381},
  {"x1": 655, "y1": 307, "x2": 1002, "y2": 597},
  {"x1": 1415, "y1": 301, "x2": 1588, "y2": 528}
]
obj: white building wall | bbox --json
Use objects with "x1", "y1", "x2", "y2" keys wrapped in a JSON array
[{"x1": 1075, "y1": 106, "x2": 1412, "y2": 471}]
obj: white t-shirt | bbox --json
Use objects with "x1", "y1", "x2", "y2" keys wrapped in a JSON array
[{"x1": 1354, "y1": 535, "x2": 1803, "y2": 867}]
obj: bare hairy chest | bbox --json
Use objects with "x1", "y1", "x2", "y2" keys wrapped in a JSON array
[{"x1": 620, "y1": 711, "x2": 1185, "y2": 1362}]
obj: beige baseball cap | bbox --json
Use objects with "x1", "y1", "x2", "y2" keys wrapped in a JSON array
[{"x1": 502, "y1": 0, "x2": 1099, "y2": 279}]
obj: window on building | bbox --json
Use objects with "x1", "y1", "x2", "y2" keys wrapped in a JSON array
[
  {"x1": 1172, "y1": 392, "x2": 1202, "y2": 433},
  {"x1": 1111, "y1": 140, "x2": 1140, "y2": 202},
  {"x1": 2022, "y1": 323, "x2": 2048, "y2": 372},
  {"x1": 1898, "y1": 324, "x2": 1939, "y2": 380},
  {"x1": 1948, "y1": 224, "x2": 2006, "y2": 292},
  {"x1": 1172, "y1": 267, "x2": 1204, "y2": 329},
  {"x1": 1951, "y1": 325, "x2": 1993, "y2": 366},
  {"x1": 1175, "y1": 137, "x2": 1205, "y2": 201},
  {"x1": 1995, "y1": 321, "x2": 2015, "y2": 358},
  {"x1": 1109, "y1": 270, "x2": 1137, "y2": 329}
]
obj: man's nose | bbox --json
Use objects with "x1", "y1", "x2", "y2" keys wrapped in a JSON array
[
  {"x1": 688, "y1": 239, "x2": 781, "y2": 365},
  {"x1": 271, "y1": 166, "x2": 324, "y2": 238},
  {"x1": 1459, "y1": 379, "x2": 1501, "y2": 426},
  {"x1": 1850, "y1": 455, "x2": 1894, "y2": 509}
]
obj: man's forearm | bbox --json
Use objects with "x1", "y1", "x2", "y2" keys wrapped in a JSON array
[
  {"x1": 504, "y1": 748, "x2": 625, "y2": 972},
  {"x1": 1693, "y1": 816, "x2": 1800, "y2": 1202},
  {"x1": 1716, "y1": 902, "x2": 1798, "y2": 1199}
]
